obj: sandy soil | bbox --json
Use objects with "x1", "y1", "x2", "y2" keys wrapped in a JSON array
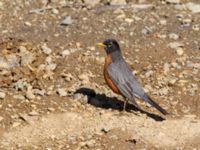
[{"x1": 0, "y1": 0, "x2": 199, "y2": 149}]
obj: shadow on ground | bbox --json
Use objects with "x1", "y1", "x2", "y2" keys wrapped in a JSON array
[{"x1": 74, "y1": 87, "x2": 165, "y2": 121}]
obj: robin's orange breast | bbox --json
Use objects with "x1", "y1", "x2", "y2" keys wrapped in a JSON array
[{"x1": 104, "y1": 54, "x2": 121, "y2": 94}]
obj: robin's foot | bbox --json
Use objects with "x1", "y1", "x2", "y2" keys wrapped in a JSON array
[{"x1": 123, "y1": 99, "x2": 128, "y2": 112}]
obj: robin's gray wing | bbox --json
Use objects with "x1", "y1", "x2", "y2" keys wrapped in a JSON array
[{"x1": 107, "y1": 60, "x2": 168, "y2": 115}]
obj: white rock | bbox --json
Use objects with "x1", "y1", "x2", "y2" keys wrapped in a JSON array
[
  {"x1": 78, "y1": 74, "x2": 89, "y2": 84},
  {"x1": 60, "y1": 16, "x2": 73, "y2": 26},
  {"x1": 0, "y1": 92, "x2": 6, "y2": 99},
  {"x1": 29, "y1": 111, "x2": 39, "y2": 116},
  {"x1": 176, "y1": 48, "x2": 184, "y2": 56},
  {"x1": 26, "y1": 87, "x2": 35, "y2": 100},
  {"x1": 111, "y1": 0, "x2": 127, "y2": 5},
  {"x1": 186, "y1": 2, "x2": 200, "y2": 13},
  {"x1": 61, "y1": 50, "x2": 70, "y2": 57},
  {"x1": 57, "y1": 88, "x2": 67, "y2": 97},
  {"x1": 41, "y1": 44, "x2": 52, "y2": 55},
  {"x1": 168, "y1": 33, "x2": 179, "y2": 40},
  {"x1": 84, "y1": 0, "x2": 101, "y2": 7},
  {"x1": 164, "y1": 63, "x2": 170, "y2": 74},
  {"x1": 165, "y1": 0, "x2": 180, "y2": 4},
  {"x1": 0, "y1": 116, "x2": 3, "y2": 122},
  {"x1": 24, "y1": 21, "x2": 32, "y2": 27},
  {"x1": 168, "y1": 42, "x2": 183, "y2": 49}
]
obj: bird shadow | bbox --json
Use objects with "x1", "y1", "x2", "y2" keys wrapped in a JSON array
[{"x1": 74, "y1": 87, "x2": 165, "y2": 121}]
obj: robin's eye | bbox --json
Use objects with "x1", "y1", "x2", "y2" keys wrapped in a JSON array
[{"x1": 107, "y1": 44, "x2": 112, "y2": 47}]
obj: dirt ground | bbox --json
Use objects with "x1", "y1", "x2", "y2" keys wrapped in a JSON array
[{"x1": 0, "y1": 0, "x2": 199, "y2": 149}]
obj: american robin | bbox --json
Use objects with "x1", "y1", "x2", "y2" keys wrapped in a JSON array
[{"x1": 97, "y1": 39, "x2": 168, "y2": 115}]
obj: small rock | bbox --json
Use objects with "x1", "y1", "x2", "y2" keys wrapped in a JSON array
[
  {"x1": 26, "y1": 87, "x2": 35, "y2": 100},
  {"x1": 47, "y1": 107, "x2": 55, "y2": 112},
  {"x1": 141, "y1": 28, "x2": 151, "y2": 35},
  {"x1": 164, "y1": 63, "x2": 170, "y2": 74},
  {"x1": 84, "y1": 139, "x2": 96, "y2": 148},
  {"x1": 74, "y1": 93, "x2": 88, "y2": 104},
  {"x1": 168, "y1": 33, "x2": 179, "y2": 40},
  {"x1": 60, "y1": 16, "x2": 73, "y2": 26},
  {"x1": 125, "y1": 18, "x2": 133, "y2": 23},
  {"x1": 24, "y1": 21, "x2": 32, "y2": 27},
  {"x1": 57, "y1": 88, "x2": 67, "y2": 97},
  {"x1": 158, "y1": 87, "x2": 169, "y2": 96},
  {"x1": 29, "y1": 111, "x2": 39, "y2": 116},
  {"x1": 168, "y1": 42, "x2": 183, "y2": 49},
  {"x1": 181, "y1": 19, "x2": 192, "y2": 27},
  {"x1": 61, "y1": 73, "x2": 73, "y2": 82},
  {"x1": 52, "y1": 8, "x2": 59, "y2": 14},
  {"x1": 145, "y1": 70, "x2": 153, "y2": 78},
  {"x1": 13, "y1": 95, "x2": 25, "y2": 100},
  {"x1": 61, "y1": 49, "x2": 70, "y2": 57},
  {"x1": 168, "y1": 77, "x2": 178, "y2": 85},
  {"x1": 84, "y1": 0, "x2": 101, "y2": 7},
  {"x1": 0, "y1": 92, "x2": 6, "y2": 99},
  {"x1": 19, "y1": 46, "x2": 35, "y2": 65},
  {"x1": 186, "y1": 2, "x2": 200, "y2": 13},
  {"x1": 41, "y1": 44, "x2": 52, "y2": 55},
  {"x1": 110, "y1": 0, "x2": 127, "y2": 5},
  {"x1": 165, "y1": 0, "x2": 180, "y2": 4},
  {"x1": 0, "y1": 116, "x2": 3, "y2": 122},
  {"x1": 101, "y1": 127, "x2": 110, "y2": 133},
  {"x1": 78, "y1": 74, "x2": 89, "y2": 84},
  {"x1": 176, "y1": 48, "x2": 184, "y2": 56},
  {"x1": 160, "y1": 19, "x2": 167, "y2": 25},
  {"x1": 12, "y1": 122, "x2": 21, "y2": 127},
  {"x1": 192, "y1": 24, "x2": 200, "y2": 31}
]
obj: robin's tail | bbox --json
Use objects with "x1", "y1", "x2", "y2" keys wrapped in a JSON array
[{"x1": 144, "y1": 95, "x2": 168, "y2": 115}]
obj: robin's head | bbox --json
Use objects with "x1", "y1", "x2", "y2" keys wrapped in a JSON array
[{"x1": 97, "y1": 39, "x2": 120, "y2": 54}]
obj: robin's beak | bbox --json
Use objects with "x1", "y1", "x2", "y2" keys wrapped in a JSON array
[{"x1": 97, "y1": 43, "x2": 106, "y2": 48}]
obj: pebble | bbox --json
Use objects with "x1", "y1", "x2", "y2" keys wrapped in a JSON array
[
  {"x1": 12, "y1": 122, "x2": 21, "y2": 128},
  {"x1": 165, "y1": 0, "x2": 180, "y2": 4},
  {"x1": 29, "y1": 111, "x2": 39, "y2": 116},
  {"x1": 24, "y1": 21, "x2": 32, "y2": 27},
  {"x1": 57, "y1": 88, "x2": 67, "y2": 97},
  {"x1": 192, "y1": 25, "x2": 200, "y2": 31},
  {"x1": 52, "y1": 8, "x2": 59, "y2": 14},
  {"x1": 158, "y1": 87, "x2": 169, "y2": 96},
  {"x1": 80, "y1": 139, "x2": 96, "y2": 148},
  {"x1": 168, "y1": 33, "x2": 179, "y2": 40},
  {"x1": 41, "y1": 44, "x2": 52, "y2": 55},
  {"x1": 101, "y1": 127, "x2": 110, "y2": 133},
  {"x1": 181, "y1": 19, "x2": 192, "y2": 27},
  {"x1": 78, "y1": 74, "x2": 89, "y2": 84},
  {"x1": 61, "y1": 49, "x2": 70, "y2": 57},
  {"x1": 47, "y1": 107, "x2": 55, "y2": 112},
  {"x1": 0, "y1": 92, "x2": 6, "y2": 99},
  {"x1": 73, "y1": 93, "x2": 88, "y2": 104},
  {"x1": 84, "y1": 0, "x2": 101, "y2": 7},
  {"x1": 60, "y1": 16, "x2": 73, "y2": 26},
  {"x1": 110, "y1": 0, "x2": 127, "y2": 5},
  {"x1": 164, "y1": 63, "x2": 170, "y2": 74},
  {"x1": 13, "y1": 95, "x2": 26, "y2": 100},
  {"x1": 186, "y1": 2, "x2": 200, "y2": 13},
  {"x1": 168, "y1": 42, "x2": 183, "y2": 49},
  {"x1": 176, "y1": 48, "x2": 184, "y2": 56},
  {"x1": 141, "y1": 28, "x2": 151, "y2": 35},
  {"x1": 19, "y1": 46, "x2": 35, "y2": 65},
  {"x1": 0, "y1": 116, "x2": 3, "y2": 122},
  {"x1": 26, "y1": 87, "x2": 35, "y2": 100}
]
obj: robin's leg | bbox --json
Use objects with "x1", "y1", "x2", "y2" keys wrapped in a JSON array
[{"x1": 123, "y1": 99, "x2": 128, "y2": 112}]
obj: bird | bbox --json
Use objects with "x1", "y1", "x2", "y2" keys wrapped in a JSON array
[{"x1": 97, "y1": 39, "x2": 168, "y2": 115}]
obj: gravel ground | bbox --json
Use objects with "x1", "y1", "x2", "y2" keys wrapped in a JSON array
[{"x1": 0, "y1": 0, "x2": 199, "y2": 149}]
